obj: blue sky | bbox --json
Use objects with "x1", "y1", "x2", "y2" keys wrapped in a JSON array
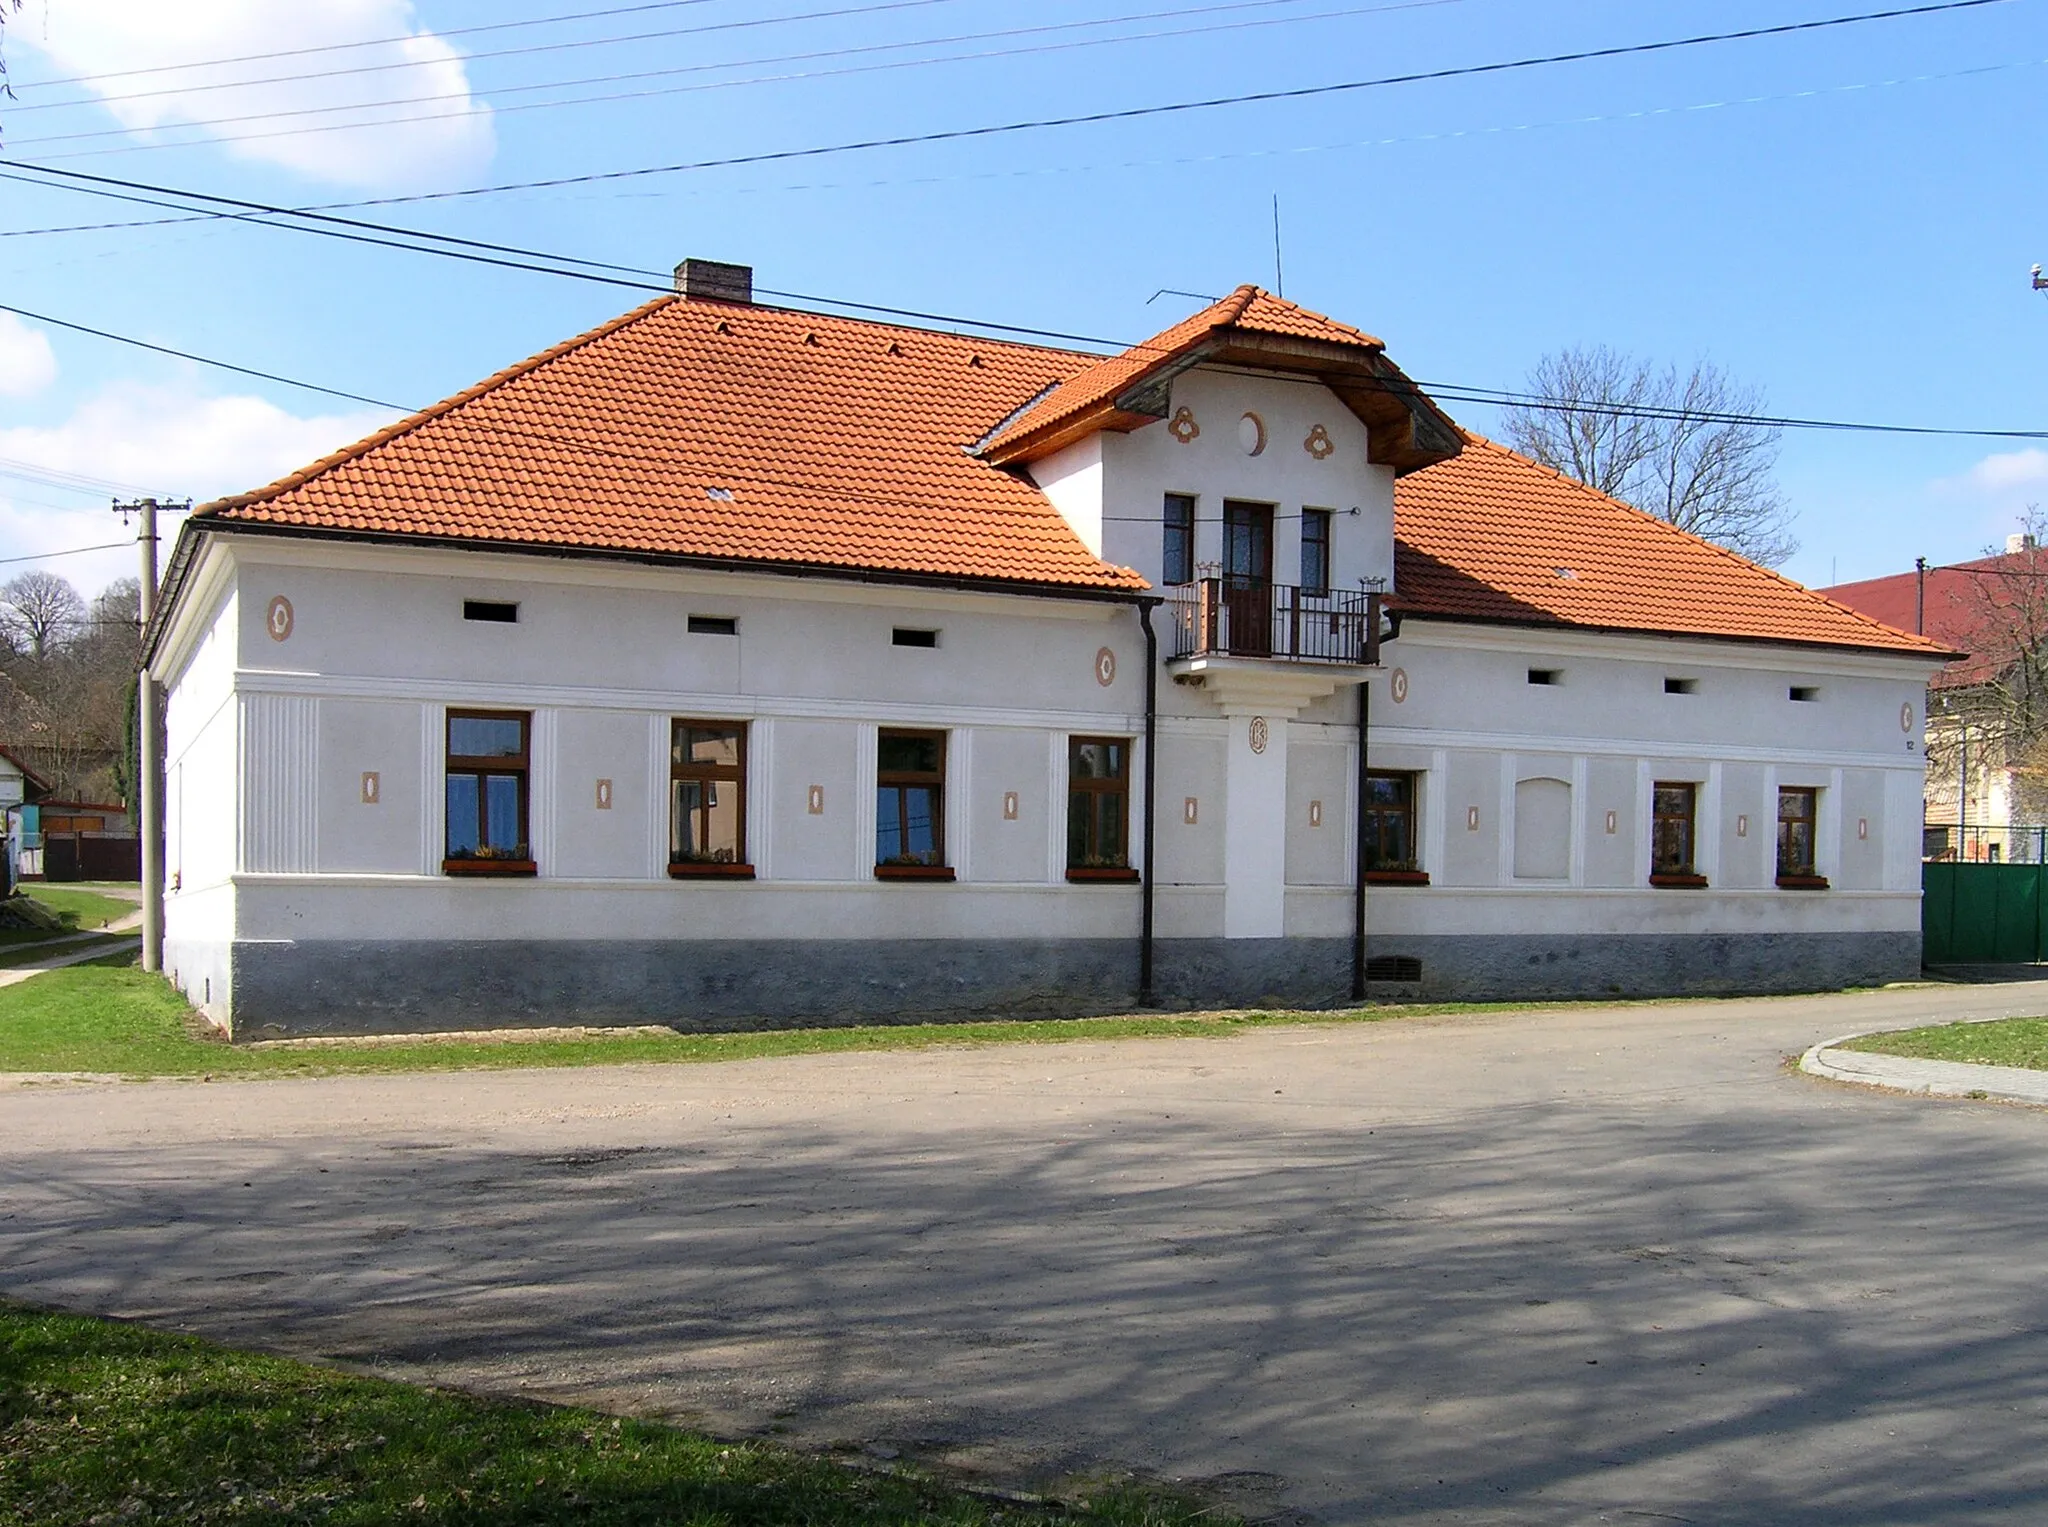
[{"x1": 1, "y1": 0, "x2": 2044, "y2": 597}]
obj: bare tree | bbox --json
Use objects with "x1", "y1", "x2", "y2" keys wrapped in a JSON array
[
  {"x1": 1, "y1": 571, "x2": 87, "y2": 660},
  {"x1": 1502, "y1": 346, "x2": 1798, "y2": 567}
]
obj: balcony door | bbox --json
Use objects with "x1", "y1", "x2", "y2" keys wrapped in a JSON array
[{"x1": 1222, "y1": 500, "x2": 1274, "y2": 657}]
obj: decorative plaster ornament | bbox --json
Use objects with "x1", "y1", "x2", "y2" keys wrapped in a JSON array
[
  {"x1": 1900, "y1": 702, "x2": 1915, "y2": 733},
  {"x1": 1095, "y1": 647, "x2": 1117, "y2": 686},
  {"x1": 1003, "y1": 791, "x2": 1020, "y2": 821},
  {"x1": 1467, "y1": 806, "x2": 1481, "y2": 831},
  {"x1": 1736, "y1": 814, "x2": 1748, "y2": 838},
  {"x1": 266, "y1": 595, "x2": 294, "y2": 642},
  {"x1": 1308, "y1": 800, "x2": 1323, "y2": 828},
  {"x1": 1168, "y1": 406, "x2": 1200, "y2": 444},
  {"x1": 1858, "y1": 817, "x2": 1870, "y2": 841},
  {"x1": 1604, "y1": 810, "x2": 1618, "y2": 835},
  {"x1": 596, "y1": 779, "x2": 613, "y2": 810},
  {"x1": 1248, "y1": 716, "x2": 1269, "y2": 754},
  {"x1": 1238, "y1": 411, "x2": 1268, "y2": 456},
  {"x1": 360, "y1": 772, "x2": 379, "y2": 805},
  {"x1": 1304, "y1": 423, "x2": 1335, "y2": 460},
  {"x1": 1389, "y1": 668, "x2": 1410, "y2": 704},
  {"x1": 806, "y1": 784, "x2": 825, "y2": 815},
  {"x1": 1183, "y1": 797, "x2": 1199, "y2": 825}
]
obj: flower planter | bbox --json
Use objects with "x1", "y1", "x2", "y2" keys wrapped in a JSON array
[
  {"x1": 874, "y1": 863, "x2": 956, "y2": 882},
  {"x1": 1648, "y1": 872, "x2": 1709, "y2": 889},
  {"x1": 668, "y1": 862, "x2": 756, "y2": 879},
  {"x1": 442, "y1": 858, "x2": 538, "y2": 877},
  {"x1": 1066, "y1": 866, "x2": 1140, "y2": 883},
  {"x1": 1363, "y1": 869, "x2": 1430, "y2": 885}
]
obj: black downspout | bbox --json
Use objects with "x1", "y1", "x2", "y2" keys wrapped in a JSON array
[
  {"x1": 1352, "y1": 677, "x2": 1370, "y2": 1002},
  {"x1": 1139, "y1": 598, "x2": 1161, "y2": 1006}
]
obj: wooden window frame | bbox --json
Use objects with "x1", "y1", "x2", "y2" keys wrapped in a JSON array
[
  {"x1": 1162, "y1": 493, "x2": 1196, "y2": 586},
  {"x1": 1066, "y1": 736, "x2": 1138, "y2": 882},
  {"x1": 1649, "y1": 780, "x2": 1705, "y2": 887},
  {"x1": 1776, "y1": 786, "x2": 1827, "y2": 888},
  {"x1": 443, "y1": 708, "x2": 534, "y2": 876},
  {"x1": 1362, "y1": 770, "x2": 1428, "y2": 883},
  {"x1": 875, "y1": 728, "x2": 952, "y2": 880},
  {"x1": 1301, "y1": 508, "x2": 1333, "y2": 597},
  {"x1": 669, "y1": 719, "x2": 752, "y2": 879}
]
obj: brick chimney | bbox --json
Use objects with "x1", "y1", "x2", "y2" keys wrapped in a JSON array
[{"x1": 673, "y1": 259, "x2": 752, "y2": 304}]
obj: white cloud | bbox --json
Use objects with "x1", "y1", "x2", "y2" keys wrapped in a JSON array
[
  {"x1": 17, "y1": 0, "x2": 494, "y2": 190},
  {"x1": 1956, "y1": 448, "x2": 2048, "y2": 497},
  {"x1": 0, "y1": 314, "x2": 58, "y2": 399},
  {"x1": 0, "y1": 381, "x2": 392, "y2": 595}
]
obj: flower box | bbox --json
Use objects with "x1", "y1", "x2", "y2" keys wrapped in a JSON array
[
  {"x1": 1066, "y1": 866, "x2": 1140, "y2": 883},
  {"x1": 668, "y1": 862, "x2": 756, "y2": 879},
  {"x1": 874, "y1": 863, "x2": 956, "y2": 882},
  {"x1": 443, "y1": 858, "x2": 537, "y2": 877}
]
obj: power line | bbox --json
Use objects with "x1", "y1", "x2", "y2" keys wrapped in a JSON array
[
  {"x1": 2, "y1": 0, "x2": 2015, "y2": 210},
  {"x1": 0, "y1": 540, "x2": 134, "y2": 566}
]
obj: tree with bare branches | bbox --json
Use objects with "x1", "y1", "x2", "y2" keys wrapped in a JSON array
[
  {"x1": 1502, "y1": 347, "x2": 1798, "y2": 567},
  {"x1": 1, "y1": 571, "x2": 87, "y2": 660}
]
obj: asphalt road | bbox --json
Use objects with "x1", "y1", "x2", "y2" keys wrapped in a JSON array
[{"x1": 7, "y1": 980, "x2": 2048, "y2": 1525}]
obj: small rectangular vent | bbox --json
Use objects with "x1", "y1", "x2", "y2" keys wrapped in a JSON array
[
  {"x1": 892, "y1": 627, "x2": 939, "y2": 648},
  {"x1": 463, "y1": 600, "x2": 518, "y2": 623},
  {"x1": 1365, "y1": 955, "x2": 1423, "y2": 983},
  {"x1": 1527, "y1": 668, "x2": 1560, "y2": 686},
  {"x1": 688, "y1": 615, "x2": 738, "y2": 636},
  {"x1": 1664, "y1": 677, "x2": 1697, "y2": 695},
  {"x1": 1789, "y1": 685, "x2": 1820, "y2": 702}
]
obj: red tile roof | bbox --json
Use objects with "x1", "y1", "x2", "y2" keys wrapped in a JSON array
[
  {"x1": 1823, "y1": 555, "x2": 2038, "y2": 684},
  {"x1": 201, "y1": 296, "x2": 1143, "y2": 593},
  {"x1": 977, "y1": 286, "x2": 1389, "y2": 462},
  {"x1": 1393, "y1": 435, "x2": 1950, "y2": 658}
]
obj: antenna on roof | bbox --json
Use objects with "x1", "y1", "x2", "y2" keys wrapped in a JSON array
[{"x1": 1272, "y1": 194, "x2": 1285, "y2": 298}]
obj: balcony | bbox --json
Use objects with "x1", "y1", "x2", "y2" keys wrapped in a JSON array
[{"x1": 1166, "y1": 579, "x2": 1384, "y2": 667}]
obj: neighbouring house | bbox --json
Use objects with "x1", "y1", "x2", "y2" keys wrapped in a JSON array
[
  {"x1": 1, "y1": 745, "x2": 52, "y2": 893},
  {"x1": 142, "y1": 264, "x2": 1948, "y2": 1038},
  {"x1": 1825, "y1": 537, "x2": 2046, "y2": 860}
]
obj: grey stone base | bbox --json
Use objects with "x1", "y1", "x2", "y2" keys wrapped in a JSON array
[{"x1": 223, "y1": 930, "x2": 1920, "y2": 1039}]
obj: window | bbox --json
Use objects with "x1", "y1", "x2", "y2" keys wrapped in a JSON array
[
  {"x1": 1163, "y1": 493, "x2": 1196, "y2": 586},
  {"x1": 1067, "y1": 737, "x2": 1135, "y2": 879},
  {"x1": 876, "y1": 729, "x2": 949, "y2": 877},
  {"x1": 1362, "y1": 771, "x2": 1422, "y2": 877},
  {"x1": 670, "y1": 721, "x2": 749, "y2": 876},
  {"x1": 688, "y1": 615, "x2": 738, "y2": 636},
  {"x1": 1664, "y1": 677, "x2": 1697, "y2": 695},
  {"x1": 445, "y1": 710, "x2": 531, "y2": 873},
  {"x1": 1528, "y1": 668, "x2": 1561, "y2": 686},
  {"x1": 1300, "y1": 508, "x2": 1332, "y2": 597},
  {"x1": 892, "y1": 627, "x2": 939, "y2": 648},
  {"x1": 1651, "y1": 782, "x2": 1700, "y2": 881},
  {"x1": 462, "y1": 600, "x2": 518, "y2": 623},
  {"x1": 1777, "y1": 787, "x2": 1821, "y2": 884}
]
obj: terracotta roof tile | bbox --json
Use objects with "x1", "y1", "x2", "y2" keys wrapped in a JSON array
[
  {"x1": 1394, "y1": 435, "x2": 1948, "y2": 658},
  {"x1": 201, "y1": 296, "x2": 1143, "y2": 592}
]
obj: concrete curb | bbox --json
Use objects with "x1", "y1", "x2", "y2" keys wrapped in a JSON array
[{"x1": 1800, "y1": 1018, "x2": 2048, "y2": 1107}]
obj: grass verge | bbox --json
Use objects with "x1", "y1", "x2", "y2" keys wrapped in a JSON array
[
  {"x1": 1841, "y1": 1016, "x2": 2048, "y2": 1071},
  {"x1": 0, "y1": 885, "x2": 135, "y2": 947},
  {"x1": 0, "y1": 955, "x2": 1656, "y2": 1081},
  {"x1": 0, "y1": 1299, "x2": 1205, "y2": 1526},
  {"x1": 0, "y1": 933, "x2": 132, "y2": 972}
]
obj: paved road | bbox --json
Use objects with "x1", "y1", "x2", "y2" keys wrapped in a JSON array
[{"x1": 7, "y1": 982, "x2": 2048, "y2": 1525}]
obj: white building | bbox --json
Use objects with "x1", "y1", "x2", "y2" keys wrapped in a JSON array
[{"x1": 143, "y1": 265, "x2": 1945, "y2": 1037}]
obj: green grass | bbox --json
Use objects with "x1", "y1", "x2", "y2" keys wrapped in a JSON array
[
  {"x1": 0, "y1": 886, "x2": 135, "y2": 947},
  {"x1": 0, "y1": 932, "x2": 132, "y2": 972},
  {"x1": 0, "y1": 955, "x2": 1659, "y2": 1080},
  {"x1": 1842, "y1": 1017, "x2": 2048, "y2": 1071},
  {"x1": 0, "y1": 1299, "x2": 1206, "y2": 1527}
]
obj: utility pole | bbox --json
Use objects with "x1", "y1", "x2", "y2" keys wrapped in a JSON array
[
  {"x1": 114, "y1": 497, "x2": 178, "y2": 974},
  {"x1": 1915, "y1": 555, "x2": 1927, "y2": 635}
]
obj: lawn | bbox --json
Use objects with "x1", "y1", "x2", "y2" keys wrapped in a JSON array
[
  {"x1": 0, "y1": 885, "x2": 136, "y2": 946},
  {"x1": 0, "y1": 954, "x2": 1645, "y2": 1080},
  {"x1": 0, "y1": 1299, "x2": 1205, "y2": 1527},
  {"x1": 1841, "y1": 1017, "x2": 2048, "y2": 1071}
]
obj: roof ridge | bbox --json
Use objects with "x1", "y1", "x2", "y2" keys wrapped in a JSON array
[
  {"x1": 195, "y1": 296, "x2": 676, "y2": 518},
  {"x1": 1457, "y1": 432, "x2": 1950, "y2": 655}
]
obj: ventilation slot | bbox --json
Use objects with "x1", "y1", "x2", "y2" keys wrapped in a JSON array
[
  {"x1": 1365, "y1": 955, "x2": 1423, "y2": 983},
  {"x1": 463, "y1": 600, "x2": 518, "y2": 623},
  {"x1": 892, "y1": 627, "x2": 939, "y2": 648},
  {"x1": 1527, "y1": 668, "x2": 1560, "y2": 686},
  {"x1": 1789, "y1": 685, "x2": 1820, "y2": 702},
  {"x1": 1664, "y1": 677, "x2": 1697, "y2": 695},
  {"x1": 688, "y1": 615, "x2": 738, "y2": 636}
]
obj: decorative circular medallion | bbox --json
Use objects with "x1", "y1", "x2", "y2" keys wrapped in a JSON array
[
  {"x1": 1238, "y1": 411, "x2": 1268, "y2": 456},
  {"x1": 1248, "y1": 716, "x2": 1269, "y2": 754},
  {"x1": 1168, "y1": 406, "x2": 1200, "y2": 444},
  {"x1": 266, "y1": 595, "x2": 295, "y2": 642},
  {"x1": 1094, "y1": 646, "x2": 1117, "y2": 687},
  {"x1": 1389, "y1": 667, "x2": 1409, "y2": 704},
  {"x1": 1303, "y1": 423, "x2": 1335, "y2": 460},
  {"x1": 1900, "y1": 701, "x2": 1914, "y2": 734}
]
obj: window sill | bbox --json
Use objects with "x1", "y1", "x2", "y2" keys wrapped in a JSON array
[
  {"x1": 1648, "y1": 872, "x2": 1709, "y2": 889},
  {"x1": 668, "y1": 862, "x2": 756, "y2": 879},
  {"x1": 1363, "y1": 869, "x2": 1430, "y2": 886},
  {"x1": 443, "y1": 858, "x2": 537, "y2": 877},
  {"x1": 874, "y1": 863, "x2": 956, "y2": 882},
  {"x1": 1066, "y1": 866, "x2": 1140, "y2": 883},
  {"x1": 1776, "y1": 874, "x2": 1830, "y2": 890}
]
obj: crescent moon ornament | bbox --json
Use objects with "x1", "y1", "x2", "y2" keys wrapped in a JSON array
[
  {"x1": 1900, "y1": 702, "x2": 1914, "y2": 733},
  {"x1": 1238, "y1": 412, "x2": 1268, "y2": 456}
]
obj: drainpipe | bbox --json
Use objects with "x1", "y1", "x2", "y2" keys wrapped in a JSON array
[
  {"x1": 1139, "y1": 598, "x2": 1160, "y2": 1006},
  {"x1": 1352, "y1": 675, "x2": 1370, "y2": 1002}
]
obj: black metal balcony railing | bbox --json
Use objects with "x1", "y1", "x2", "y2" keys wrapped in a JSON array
[{"x1": 1167, "y1": 579, "x2": 1382, "y2": 665}]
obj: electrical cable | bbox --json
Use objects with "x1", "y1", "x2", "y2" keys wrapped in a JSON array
[{"x1": 1, "y1": 0, "x2": 2016, "y2": 211}]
